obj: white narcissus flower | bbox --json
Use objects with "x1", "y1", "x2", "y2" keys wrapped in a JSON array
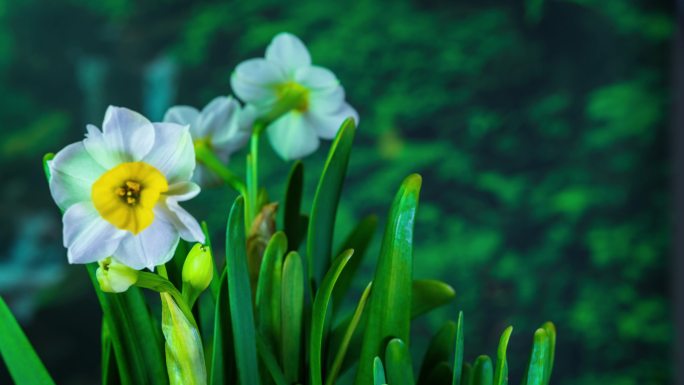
[
  {"x1": 48, "y1": 106, "x2": 206, "y2": 270},
  {"x1": 163, "y1": 96, "x2": 255, "y2": 185},
  {"x1": 231, "y1": 32, "x2": 359, "y2": 160}
]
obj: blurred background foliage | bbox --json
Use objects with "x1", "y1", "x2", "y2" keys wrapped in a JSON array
[{"x1": 0, "y1": 0, "x2": 673, "y2": 384}]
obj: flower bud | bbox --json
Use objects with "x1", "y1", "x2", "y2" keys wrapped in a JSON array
[
  {"x1": 182, "y1": 243, "x2": 214, "y2": 296},
  {"x1": 96, "y1": 257, "x2": 139, "y2": 293}
]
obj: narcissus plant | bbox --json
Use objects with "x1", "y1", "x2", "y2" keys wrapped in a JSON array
[{"x1": 0, "y1": 32, "x2": 557, "y2": 385}]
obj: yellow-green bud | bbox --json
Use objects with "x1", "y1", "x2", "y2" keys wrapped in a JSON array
[
  {"x1": 182, "y1": 243, "x2": 213, "y2": 295},
  {"x1": 96, "y1": 257, "x2": 139, "y2": 293}
]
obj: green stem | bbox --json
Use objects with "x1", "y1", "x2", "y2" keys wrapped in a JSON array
[
  {"x1": 194, "y1": 141, "x2": 247, "y2": 195},
  {"x1": 247, "y1": 131, "x2": 261, "y2": 226},
  {"x1": 137, "y1": 271, "x2": 198, "y2": 330}
]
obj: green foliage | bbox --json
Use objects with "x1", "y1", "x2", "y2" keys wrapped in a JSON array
[{"x1": 0, "y1": 296, "x2": 55, "y2": 385}]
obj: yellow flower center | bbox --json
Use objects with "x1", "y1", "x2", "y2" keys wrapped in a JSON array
[
  {"x1": 276, "y1": 81, "x2": 309, "y2": 112},
  {"x1": 92, "y1": 162, "x2": 168, "y2": 234}
]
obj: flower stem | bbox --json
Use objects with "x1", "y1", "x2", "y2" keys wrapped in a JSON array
[
  {"x1": 194, "y1": 141, "x2": 247, "y2": 195},
  {"x1": 246, "y1": 131, "x2": 261, "y2": 227},
  {"x1": 137, "y1": 270, "x2": 198, "y2": 330}
]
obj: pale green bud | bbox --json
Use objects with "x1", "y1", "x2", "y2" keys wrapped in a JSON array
[
  {"x1": 182, "y1": 244, "x2": 213, "y2": 300},
  {"x1": 96, "y1": 257, "x2": 139, "y2": 293},
  {"x1": 161, "y1": 293, "x2": 207, "y2": 385}
]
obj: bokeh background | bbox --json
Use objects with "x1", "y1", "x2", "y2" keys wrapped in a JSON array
[{"x1": 0, "y1": 0, "x2": 674, "y2": 384}]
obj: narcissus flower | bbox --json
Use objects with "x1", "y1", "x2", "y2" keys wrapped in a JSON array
[
  {"x1": 231, "y1": 32, "x2": 358, "y2": 160},
  {"x1": 48, "y1": 106, "x2": 205, "y2": 270},
  {"x1": 163, "y1": 96, "x2": 255, "y2": 185},
  {"x1": 96, "y1": 257, "x2": 139, "y2": 293}
]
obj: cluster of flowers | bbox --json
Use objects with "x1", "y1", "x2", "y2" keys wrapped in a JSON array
[{"x1": 47, "y1": 33, "x2": 357, "y2": 291}]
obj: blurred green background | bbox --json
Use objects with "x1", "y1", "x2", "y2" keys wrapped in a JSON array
[{"x1": 0, "y1": 0, "x2": 673, "y2": 384}]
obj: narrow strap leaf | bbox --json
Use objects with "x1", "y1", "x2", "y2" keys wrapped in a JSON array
[
  {"x1": 87, "y1": 265, "x2": 168, "y2": 385},
  {"x1": 102, "y1": 319, "x2": 120, "y2": 385},
  {"x1": 256, "y1": 333, "x2": 289, "y2": 385},
  {"x1": 307, "y1": 118, "x2": 356, "y2": 285},
  {"x1": 283, "y1": 161, "x2": 305, "y2": 250},
  {"x1": 309, "y1": 249, "x2": 354, "y2": 385},
  {"x1": 255, "y1": 232, "x2": 287, "y2": 347},
  {"x1": 210, "y1": 270, "x2": 236, "y2": 385},
  {"x1": 355, "y1": 174, "x2": 422, "y2": 385},
  {"x1": 373, "y1": 357, "x2": 387, "y2": 385},
  {"x1": 452, "y1": 311, "x2": 464, "y2": 385},
  {"x1": 412, "y1": 279, "x2": 456, "y2": 318},
  {"x1": 493, "y1": 326, "x2": 513, "y2": 385},
  {"x1": 541, "y1": 322, "x2": 556, "y2": 385},
  {"x1": 0, "y1": 296, "x2": 56, "y2": 385},
  {"x1": 472, "y1": 355, "x2": 493, "y2": 385},
  {"x1": 418, "y1": 321, "x2": 456, "y2": 385},
  {"x1": 281, "y1": 251, "x2": 305, "y2": 383},
  {"x1": 332, "y1": 214, "x2": 378, "y2": 309},
  {"x1": 385, "y1": 339, "x2": 415, "y2": 385},
  {"x1": 326, "y1": 282, "x2": 372, "y2": 385},
  {"x1": 521, "y1": 328, "x2": 550, "y2": 385},
  {"x1": 225, "y1": 197, "x2": 260, "y2": 385}
]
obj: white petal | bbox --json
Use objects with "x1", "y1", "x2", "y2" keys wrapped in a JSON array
[
  {"x1": 309, "y1": 86, "x2": 346, "y2": 114},
  {"x1": 267, "y1": 112, "x2": 320, "y2": 160},
  {"x1": 231, "y1": 58, "x2": 285, "y2": 105},
  {"x1": 115, "y1": 214, "x2": 180, "y2": 270},
  {"x1": 143, "y1": 123, "x2": 195, "y2": 184},
  {"x1": 83, "y1": 125, "x2": 123, "y2": 170},
  {"x1": 197, "y1": 96, "x2": 236, "y2": 137},
  {"x1": 49, "y1": 141, "x2": 105, "y2": 211},
  {"x1": 294, "y1": 66, "x2": 339, "y2": 90},
  {"x1": 307, "y1": 101, "x2": 359, "y2": 140},
  {"x1": 97, "y1": 106, "x2": 156, "y2": 166},
  {"x1": 265, "y1": 33, "x2": 311, "y2": 73},
  {"x1": 159, "y1": 182, "x2": 206, "y2": 243},
  {"x1": 164, "y1": 106, "x2": 200, "y2": 128},
  {"x1": 211, "y1": 101, "x2": 253, "y2": 155},
  {"x1": 63, "y1": 202, "x2": 126, "y2": 264}
]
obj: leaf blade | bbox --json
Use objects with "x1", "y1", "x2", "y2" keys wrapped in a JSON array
[{"x1": 0, "y1": 296, "x2": 56, "y2": 385}]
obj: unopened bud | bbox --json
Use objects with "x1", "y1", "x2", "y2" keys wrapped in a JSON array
[
  {"x1": 182, "y1": 244, "x2": 213, "y2": 304},
  {"x1": 96, "y1": 257, "x2": 139, "y2": 293}
]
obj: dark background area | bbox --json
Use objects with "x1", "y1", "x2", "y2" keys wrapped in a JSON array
[{"x1": 0, "y1": 0, "x2": 674, "y2": 384}]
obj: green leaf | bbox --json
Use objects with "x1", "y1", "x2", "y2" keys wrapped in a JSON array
[
  {"x1": 87, "y1": 265, "x2": 167, "y2": 385},
  {"x1": 283, "y1": 161, "x2": 306, "y2": 250},
  {"x1": 307, "y1": 118, "x2": 356, "y2": 283},
  {"x1": 385, "y1": 338, "x2": 415, "y2": 385},
  {"x1": 461, "y1": 363, "x2": 472, "y2": 385},
  {"x1": 373, "y1": 357, "x2": 387, "y2": 385},
  {"x1": 333, "y1": 278, "x2": 447, "y2": 377},
  {"x1": 522, "y1": 328, "x2": 550, "y2": 385},
  {"x1": 256, "y1": 333, "x2": 288, "y2": 385},
  {"x1": 472, "y1": 356, "x2": 493, "y2": 385},
  {"x1": 424, "y1": 362, "x2": 452, "y2": 385},
  {"x1": 541, "y1": 322, "x2": 556, "y2": 385},
  {"x1": 102, "y1": 320, "x2": 120, "y2": 385},
  {"x1": 418, "y1": 321, "x2": 456, "y2": 385},
  {"x1": 332, "y1": 214, "x2": 378, "y2": 309},
  {"x1": 225, "y1": 197, "x2": 260, "y2": 385},
  {"x1": 210, "y1": 270, "x2": 236, "y2": 385},
  {"x1": 310, "y1": 249, "x2": 354, "y2": 385},
  {"x1": 0, "y1": 296, "x2": 56, "y2": 385},
  {"x1": 281, "y1": 251, "x2": 304, "y2": 383},
  {"x1": 355, "y1": 174, "x2": 422, "y2": 385},
  {"x1": 326, "y1": 282, "x2": 372, "y2": 385},
  {"x1": 452, "y1": 311, "x2": 464, "y2": 385},
  {"x1": 412, "y1": 280, "x2": 456, "y2": 318},
  {"x1": 493, "y1": 327, "x2": 513, "y2": 385},
  {"x1": 255, "y1": 232, "x2": 287, "y2": 348}
]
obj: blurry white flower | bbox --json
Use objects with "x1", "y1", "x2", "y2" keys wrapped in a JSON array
[
  {"x1": 48, "y1": 106, "x2": 205, "y2": 270},
  {"x1": 96, "y1": 257, "x2": 139, "y2": 293},
  {"x1": 231, "y1": 32, "x2": 358, "y2": 160},
  {"x1": 163, "y1": 96, "x2": 254, "y2": 185}
]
